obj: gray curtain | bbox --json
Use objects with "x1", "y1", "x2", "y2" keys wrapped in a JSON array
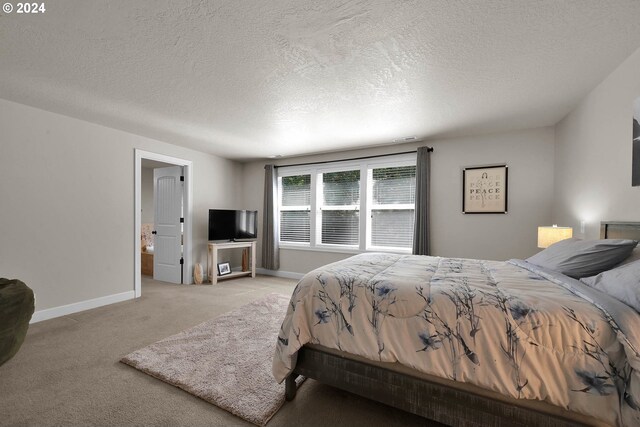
[
  {"x1": 413, "y1": 147, "x2": 431, "y2": 255},
  {"x1": 262, "y1": 165, "x2": 280, "y2": 270}
]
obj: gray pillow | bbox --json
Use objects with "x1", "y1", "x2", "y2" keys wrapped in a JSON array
[
  {"x1": 581, "y1": 260, "x2": 640, "y2": 312},
  {"x1": 526, "y1": 238, "x2": 638, "y2": 279}
]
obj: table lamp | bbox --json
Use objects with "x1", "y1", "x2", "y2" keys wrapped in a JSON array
[{"x1": 537, "y1": 225, "x2": 573, "y2": 248}]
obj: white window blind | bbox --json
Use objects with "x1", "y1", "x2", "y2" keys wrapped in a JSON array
[
  {"x1": 280, "y1": 174, "x2": 311, "y2": 243},
  {"x1": 370, "y1": 165, "x2": 416, "y2": 249},
  {"x1": 320, "y1": 170, "x2": 360, "y2": 246}
]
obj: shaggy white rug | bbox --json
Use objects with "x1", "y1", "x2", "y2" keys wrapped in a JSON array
[{"x1": 121, "y1": 293, "x2": 302, "y2": 426}]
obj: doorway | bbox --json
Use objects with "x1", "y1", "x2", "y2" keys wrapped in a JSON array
[{"x1": 134, "y1": 149, "x2": 193, "y2": 297}]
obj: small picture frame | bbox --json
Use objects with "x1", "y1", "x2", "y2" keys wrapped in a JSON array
[
  {"x1": 462, "y1": 165, "x2": 508, "y2": 214},
  {"x1": 217, "y1": 262, "x2": 232, "y2": 276}
]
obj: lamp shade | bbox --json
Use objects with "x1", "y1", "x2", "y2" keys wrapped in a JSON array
[{"x1": 537, "y1": 225, "x2": 573, "y2": 248}]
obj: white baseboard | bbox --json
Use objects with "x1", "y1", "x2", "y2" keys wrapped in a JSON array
[
  {"x1": 256, "y1": 268, "x2": 305, "y2": 280},
  {"x1": 30, "y1": 291, "x2": 136, "y2": 323}
]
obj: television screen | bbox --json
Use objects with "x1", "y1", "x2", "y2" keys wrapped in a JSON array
[{"x1": 208, "y1": 209, "x2": 257, "y2": 241}]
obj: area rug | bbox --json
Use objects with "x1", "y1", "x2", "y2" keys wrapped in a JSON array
[{"x1": 120, "y1": 293, "x2": 303, "y2": 426}]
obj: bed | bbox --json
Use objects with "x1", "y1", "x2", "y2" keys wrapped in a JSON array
[{"x1": 274, "y1": 222, "x2": 640, "y2": 426}]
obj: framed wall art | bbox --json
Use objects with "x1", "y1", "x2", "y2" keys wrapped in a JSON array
[{"x1": 462, "y1": 165, "x2": 508, "y2": 214}]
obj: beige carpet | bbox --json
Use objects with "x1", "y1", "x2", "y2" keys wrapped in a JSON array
[
  {"x1": 1, "y1": 277, "x2": 435, "y2": 426},
  {"x1": 121, "y1": 293, "x2": 302, "y2": 427}
]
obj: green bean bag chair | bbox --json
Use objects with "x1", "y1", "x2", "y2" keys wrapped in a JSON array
[{"x1": 0, "y1": 278, "x2": 35, "y2": 367}]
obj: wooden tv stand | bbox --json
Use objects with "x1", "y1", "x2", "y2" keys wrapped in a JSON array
[{"x1": 207, "y1": 241, "x2": 256, "y2": 284}]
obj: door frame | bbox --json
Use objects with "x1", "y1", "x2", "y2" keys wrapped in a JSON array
[{"x1": 134, "y1": 149, "x2": 193, "y2": 297}]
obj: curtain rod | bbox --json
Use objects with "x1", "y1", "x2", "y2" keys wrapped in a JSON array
[{"x1": 271, "y1": 147, "x2": 433, "y2": 169}]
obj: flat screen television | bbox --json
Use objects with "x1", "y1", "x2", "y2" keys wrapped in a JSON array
[{"x1": 208, "y1": 209, "x2": 258, "y2": 241}]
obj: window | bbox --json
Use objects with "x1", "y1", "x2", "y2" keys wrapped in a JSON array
[
  {"x1": 277, "y1": 155, "x2": 416, "y2": 253},
  {"x1": 320, "y1": 170, "x2": 360, "y2": 246},
  {"x1": 279, "y1": 174, "x2": 311, "y2": 243},
  {"x1": 369, "y1": 166, "x2": 415, "y2": 249}
]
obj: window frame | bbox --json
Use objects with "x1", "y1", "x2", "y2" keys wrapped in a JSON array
[
  {"x1": 316, "y1": 164, "x2": 362, "y2": 250},
  {"x1": 365, "y1": 160, "x2": 417, "y2": 252},
  {"x1": 277, "y1": 154, "x2": 416, "y2": 254},
  {"x1": 277, "y1": 169, "x2": 313, "y2": 247}
]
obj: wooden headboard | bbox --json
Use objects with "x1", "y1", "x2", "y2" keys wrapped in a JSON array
[{"x1": 600, "y1": 221, "x2": 640, "y2": 240}]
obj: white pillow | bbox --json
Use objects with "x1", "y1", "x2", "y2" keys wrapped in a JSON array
[
  {"x1": 617, "y1": 243, "x2": 640, "y2": 266},
  {"x1": 581, "y1": 260, "x2": 640, "y2": 312}
]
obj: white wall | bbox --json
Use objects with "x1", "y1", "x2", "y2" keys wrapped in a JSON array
[
  {"x1": 141, "y1": 167, "x2": 154, "y2": 224},
  {"x1": 554, "y1": 47, "x2": 640, "y2": 236},
  {"x1": 243, "y1": 127, "x2": 555, "y2": 274},
  {"x1": 0, "y1": 99, "x2": 243, "y2": 312}
]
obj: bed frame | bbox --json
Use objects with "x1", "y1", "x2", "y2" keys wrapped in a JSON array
[
  {"x1": 600, "y1": 221, "x2": 640, "y2": 240},
  {"x1": 284, "y1": 221, "x2": 640, "y2": 427}
]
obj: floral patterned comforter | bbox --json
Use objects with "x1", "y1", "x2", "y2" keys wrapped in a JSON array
[{"x1": 272, "y1": 253, "x2": 640, "y2": 426}]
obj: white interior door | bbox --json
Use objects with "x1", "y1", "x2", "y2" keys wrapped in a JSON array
[{"x1": 153, "y1": 166, "x2": 183, "y2": 283}]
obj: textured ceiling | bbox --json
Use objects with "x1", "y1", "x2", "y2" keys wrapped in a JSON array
[{"x1": 1, "y1": 0, "x2": 639, "y2": 160}]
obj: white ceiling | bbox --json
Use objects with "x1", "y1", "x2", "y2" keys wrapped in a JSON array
[{"x1": 1, "y1": 1, "x2": 639, "y2": 161}]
